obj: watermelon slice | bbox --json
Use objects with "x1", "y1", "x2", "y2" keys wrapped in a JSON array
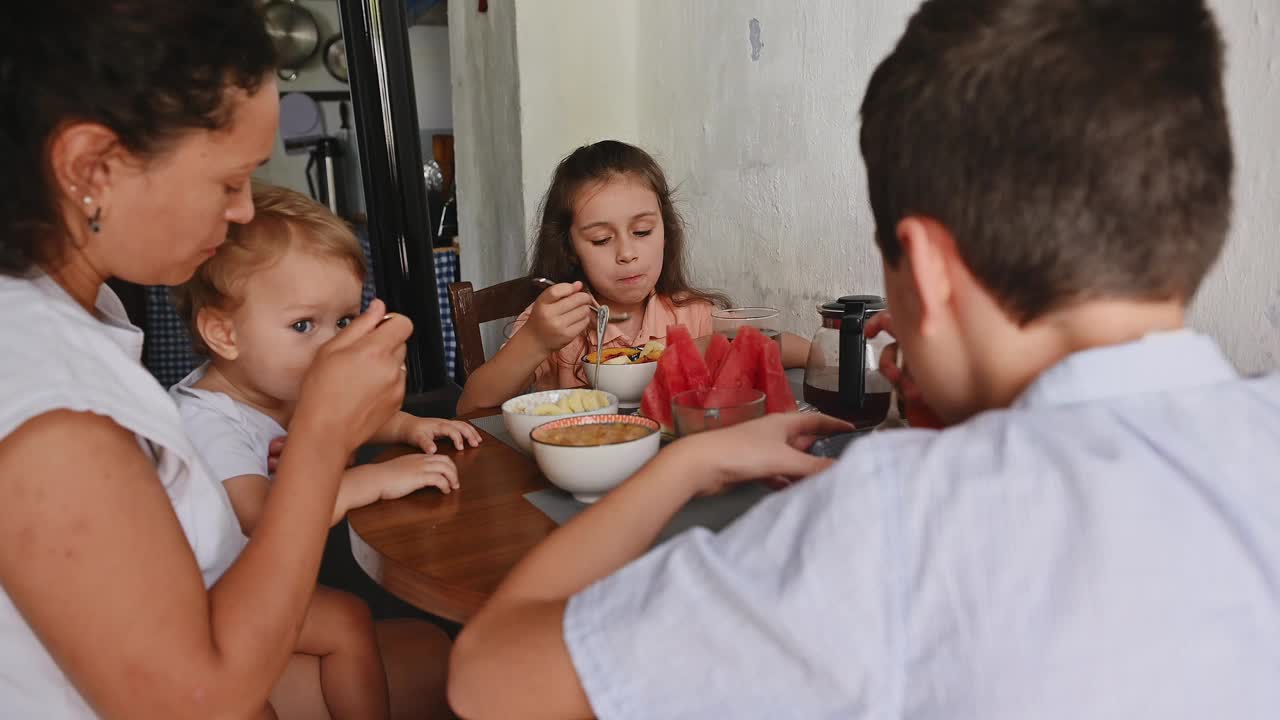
[
  {"x1": 709, "y1": 337, "x2": 753, "y2": 392},
  {"x1": 640, "y1": 325, "x2": 711, "y2": 432},
  {"x1": 640, "y1": 337, "x2": 683, "y2": 432},
  {"x1": 756, "y1": 337, "x2": 797, "y2": 413},
  {"x1": 703, "y1": 332, "x2": 732, "y2": 380},
  {"x1": 667, "y1": 325, "x2": 712, "y2": 392},
  {"x1": 709, "y1": 326, "x2": 794, "y2": 412},
  {"x1": 641, "y1": 324, "x2": 796, "y2": 431}
]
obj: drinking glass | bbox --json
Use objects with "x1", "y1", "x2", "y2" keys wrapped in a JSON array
[
  {"x1": 712, "y1": 307, "x2": 781, "y2": 343},
  {"x1": 671, "y1": 388, "x2": 766, "y2": 437}
]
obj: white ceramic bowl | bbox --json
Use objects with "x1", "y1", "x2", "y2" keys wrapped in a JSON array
[
  {"x1": 502, "y1": 389, "x2": 619, "y2": 454},
  {"x1": 531, "y1": 415, "x2": 661, "y2": 503},
  {"x1": 581, "y1": 358, "x2": 659, "y2": 408}
]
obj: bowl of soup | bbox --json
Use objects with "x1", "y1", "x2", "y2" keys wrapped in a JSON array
[
  {"x1": 530, "y1": 415, "x2": 661, "y2": 503},
  {"x1": 502, "y1": 389, "x2": 619, "y2": 454},
  {"x1": 581, "y1": 341, "x2": 663, "y2": 407}
]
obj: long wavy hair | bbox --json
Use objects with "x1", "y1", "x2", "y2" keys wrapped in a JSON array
[
  {"x1": 527, "y1": 140, "x2": 731, "y2": 384},
  {"x1": 528, "y1": 140, "x2": 730, "y2": 311}
]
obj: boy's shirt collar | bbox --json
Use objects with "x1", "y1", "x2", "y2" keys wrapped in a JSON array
[{"x1": 1013, "y1": 329, "x2": 1238, "y2": 410}]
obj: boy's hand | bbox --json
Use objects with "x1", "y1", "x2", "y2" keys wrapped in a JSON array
[
  {"x1": 363, "y1": 453, "x2": 460, "y2": 499},
  {"x1": 526, "y1": 281, "x2": 595, "y2": 354},
  {"x1": 669, "y1": 413, "x2": 854, "y2": 496},
  {"x1": 400, "y1": 418, "x2": 483, "y2": 454},
  {"x1": 865, "y1": 312, "x2": 946, "y2": 428}
]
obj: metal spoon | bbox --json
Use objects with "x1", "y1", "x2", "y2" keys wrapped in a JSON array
[{"x1": 529, "y1": 277, "x2": 631, "y2": 322}]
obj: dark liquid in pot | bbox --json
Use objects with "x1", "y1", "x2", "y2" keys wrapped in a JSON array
[{"x1": 803, "y1": 382, "x2": 891, "y2": 428}]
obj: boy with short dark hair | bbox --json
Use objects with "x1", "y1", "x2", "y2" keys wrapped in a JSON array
[{"x1": 448, "y1": 1, "x2": 1280, "y2": 717}]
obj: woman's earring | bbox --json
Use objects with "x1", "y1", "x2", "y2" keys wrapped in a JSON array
[{"x1": 88, "y1": 207, "x2": 102, "y2": 234}]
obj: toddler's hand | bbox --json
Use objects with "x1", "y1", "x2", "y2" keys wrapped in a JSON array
[
  {"x1": 368, "y1": 453, "x2": 460, "y2": 498},
  {"x1": 526, "y1": 281, "x2": 595, "y2": 354},
  {"x1": 403, "y1": 418, "x2": 483, "y2": 454}
]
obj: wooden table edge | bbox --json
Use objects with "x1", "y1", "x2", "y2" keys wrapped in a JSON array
[{"x1": 348, "y1": 406, "x2": 531, "y2": 624}]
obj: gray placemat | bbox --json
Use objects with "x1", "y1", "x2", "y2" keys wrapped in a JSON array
[
  {"x1": 470, "y1": 413, "x2": 514, "y2": 449},
  {"x1": 524, "y1": 482, "x2": 774, "y2": 544}
]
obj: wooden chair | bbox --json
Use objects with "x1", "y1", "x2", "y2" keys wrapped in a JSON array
[{"x1": 448, "y1": 276, "x2": 541, "y2": 381}]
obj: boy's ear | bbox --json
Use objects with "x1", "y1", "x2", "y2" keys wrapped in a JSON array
[
  {"x1": 895, "y1": 217, "x2": 956, "y2": 339},
  {"x1": 196, "y1": 306, "x2": 239, "y2": 361}
]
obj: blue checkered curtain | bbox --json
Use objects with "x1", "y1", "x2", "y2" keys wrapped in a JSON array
[
  {"x1": 143, "y1": 286, "x2": 205, "y2": 389},
  {"x1": 140, "y1": 234, "x2": 458, "y2": 388},
  {"x1": 433, "y1": 246, "x2": 459, "y2": 381}
]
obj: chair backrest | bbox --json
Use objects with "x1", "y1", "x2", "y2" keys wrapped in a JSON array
[{"x1": 448, "y1": 276, "x2": 541, "y2": 380}]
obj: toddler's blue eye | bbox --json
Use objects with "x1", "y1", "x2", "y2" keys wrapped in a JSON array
[
  {"x1": 291, "y1": 320, "x2": 315, "y2": 333},
  {"x1": 337, "y1": 316, "x2": 353, "y2": 330}
]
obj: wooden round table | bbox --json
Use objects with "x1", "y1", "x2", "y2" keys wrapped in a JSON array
[{"x1": 347, "y1": 413, "x2": 557, "y2": 623}]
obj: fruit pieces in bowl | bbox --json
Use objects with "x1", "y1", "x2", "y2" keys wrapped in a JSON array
[
  {"x1": 581, "y1": 343, "x2": 664, "y2": 408},
  {"x1": 520, "y1": 389, "x2": 612, "y2": 416},
  {"x1": 584, "y1": 340, "x2": 665, "y2": 365},
  {"x1": 502, "y1": 389, "x2": 620, "y2": 454}
]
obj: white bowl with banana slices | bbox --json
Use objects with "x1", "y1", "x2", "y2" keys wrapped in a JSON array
[{"x1": 502, "y1": 389, "x2": 619, "y2": 454}]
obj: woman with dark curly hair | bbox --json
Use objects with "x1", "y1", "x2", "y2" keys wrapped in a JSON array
[{"x1": 0, "y1": 3, "x2": 449, "y2": 717}]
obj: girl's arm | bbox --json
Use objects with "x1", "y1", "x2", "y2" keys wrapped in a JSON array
[
  {"x1": 456, "y1": 327, "x2": 552, "y2": 414},
  {"x1": 780, "y1": 332, "x2": 811, "y2": 369},
  {"x1": 456, "y1": 283, "x2": 595, "y2": 415}
]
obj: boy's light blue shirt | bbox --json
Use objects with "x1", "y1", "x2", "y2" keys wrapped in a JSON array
[{"x1": 564, "y1": 331, "x2": 1280, "y2": 719}]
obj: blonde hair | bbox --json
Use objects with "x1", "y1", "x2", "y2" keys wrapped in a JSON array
[{"x1": 172, "y1": 183, "x2": 367, "y2": 355}]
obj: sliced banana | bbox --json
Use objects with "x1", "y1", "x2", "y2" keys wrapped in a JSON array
[{"x1": 533, "y1": 403, "x2": 561, "y2": 416}]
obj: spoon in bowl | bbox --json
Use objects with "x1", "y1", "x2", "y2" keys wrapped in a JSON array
[{"x1": 530, "y1": 277, "x2": 631, "y2": 322}]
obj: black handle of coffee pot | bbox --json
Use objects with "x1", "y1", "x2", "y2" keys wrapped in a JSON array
[{"x1": 840, "y1": 301, "x2": 866, "y2": 409}]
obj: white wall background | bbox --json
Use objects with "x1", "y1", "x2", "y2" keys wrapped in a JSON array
[
  {"x1": 408, "y1": 25, "x2": 455, "y2": 132},
  {"x1": 450, "y1": 0, "x2": 1280, "y2": 372},
  {"x1": 1190, "y1": 0, "x2": 1280, "y2": 371},
  {"x1": 516, "y1": 0, "x2": 640, "y2": 231},
  {"x1": 449, "y1": 0, "x2": 527, "y2": 352}
]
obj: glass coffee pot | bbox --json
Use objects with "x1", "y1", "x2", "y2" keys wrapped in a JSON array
[{"x1": 803, "y1": 295, "x2": 894, "y2": 428}]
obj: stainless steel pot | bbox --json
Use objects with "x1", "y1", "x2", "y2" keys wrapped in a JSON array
[{"x1": 263, "y1": 0, "x2": 319, "y2": 74}]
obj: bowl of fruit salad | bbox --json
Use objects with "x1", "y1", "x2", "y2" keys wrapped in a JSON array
[
  {"x1": 581, "y1": 340, "x2": 663, "y2": 408},
  {"x1": 501, "y1": 388, "x2": 619, "y2": 454}
]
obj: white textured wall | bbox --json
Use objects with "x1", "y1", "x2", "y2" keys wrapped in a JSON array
[
  {"x1": 636, "y1": 1, "x2": 916, "y2": 340},
  {"x1": 449, "y1": 0, "x2": 527, "y2": 305},
  {"x1": 408, "y1": 25, "x2": 455, "y2": 132},
  {"x1": 452, "y1": 0, "x2": 1279, "y2": 371},
  {"x1": 1190, "y1": 0, "x2": 1280, "y2": 372},
  {"x1": 515, "y1": 0, "x2": 640, "y2": 232}
]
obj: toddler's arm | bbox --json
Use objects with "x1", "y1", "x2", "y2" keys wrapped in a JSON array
[
  {"x1": 223, "y1": 474, "x2": 271, "y2": 535},
  {"x1": 331, "y1": 454, "x2": 459, "y2": 524}
]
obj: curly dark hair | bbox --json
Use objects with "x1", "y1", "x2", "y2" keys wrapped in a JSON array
[{"x1": 0, "y1": 0, "x2": 276, "y2": 276}]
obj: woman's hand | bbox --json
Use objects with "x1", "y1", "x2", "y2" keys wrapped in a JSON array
[
  {"x1": 524, "y1": 282, "x2": 595, "y2": 354},
  {"x1": 293, "y1": 299, "x2": 413, "y2": 455}
]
